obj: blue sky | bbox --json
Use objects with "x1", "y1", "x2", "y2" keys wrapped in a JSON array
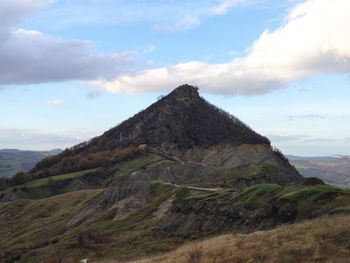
[{"x1": 0, "y1": 0, "x2": 349, "y2": 156}]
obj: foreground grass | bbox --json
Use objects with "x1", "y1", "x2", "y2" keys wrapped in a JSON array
[
  {"x1": 1, "y1": 178, "x2": 350, "y2": 262},
  {"x1": 0, "y1": 190, "x2": 103, "y2": 250},
  {"x1": 100, "y1": 215, "x2": 350, "y2": 263},
  {"x1": 1, "y1": 168, "x2": 97, "y2": 194},
  {"x1": 0, "y1": 182, "x2": 178, "y2": 262}
]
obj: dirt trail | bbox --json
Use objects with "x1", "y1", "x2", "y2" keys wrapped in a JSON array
[{"x1": 160, "y1": 181, "x2": 226, "y2": 192}]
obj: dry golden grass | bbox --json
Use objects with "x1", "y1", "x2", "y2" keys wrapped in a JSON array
[{"x1": 99, "y1": 215, "x2": 350, "y2": 263}]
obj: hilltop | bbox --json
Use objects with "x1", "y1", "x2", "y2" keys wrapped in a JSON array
[{"x1": 30, "y1": 85, "x2": 271, "y2": 177}]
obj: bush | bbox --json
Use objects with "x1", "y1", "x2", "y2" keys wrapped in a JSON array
[{"x1": 12, "y1": 172, "x2": 28, "y2": 185}]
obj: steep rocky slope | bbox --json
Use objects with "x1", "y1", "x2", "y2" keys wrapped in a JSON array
[{"x1": 25, "y1": 85, "x2": 301, "y2": 183}]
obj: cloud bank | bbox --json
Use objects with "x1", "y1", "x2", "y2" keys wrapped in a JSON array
[
  {"x1": 0, "y1": 128, "x2": 98, "y2": 150},
  {"x1": 90, "y1": 0, "x2": 350, "y2": 95},
  {"x1": 0, "y1": 0, "x2": 53, "y2": 28},
  {"x1": 0, "y1": 0, "x2": 131, "y2": 85},
  {"x1": 1, "y1": 0, "x2": 349, "y2": 96},
  {"x1": 45, "y1": 99, "x2": 64, "y2": 105}
]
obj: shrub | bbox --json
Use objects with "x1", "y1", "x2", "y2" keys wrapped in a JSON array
[{"x1": 12, "y1": 172, "x2": 28, "y2": 185}]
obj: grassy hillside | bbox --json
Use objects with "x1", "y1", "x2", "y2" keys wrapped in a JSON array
[
  {"x1": 101, "y1": 215, "x2": 350, "y2": 263},
  {"x1": 1, "y1": 169, "x2": 97, "y2": 193},
  {"x1": 0, "y1": 150, "x2": 349, "y2": 262},
  {"x1": 0, "y1": 189, "x2": 104, "y2": 262},
  {"x1": 0, "y1": 183, "x2": 178, "y2": 262},
  {"x1": 0, "y1": 169, "x2": 98, "y2": 200},
  {"x1": 1, "y1": 180, "x2": 349, "y2": 262},
  {"x1": 0, "y1": 154, "x2": 164, "y2": 201}
]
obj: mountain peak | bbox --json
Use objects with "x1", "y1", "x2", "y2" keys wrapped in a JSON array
[
  {"x1": 167, "y1": 84, "x2": 199, "y2": 100},
  {"x1": 75, "y1": 84, "x2": 270, "y2": 151},
  {"x1": 31, "y1": 85, "x2": 273, "y2": 176}
]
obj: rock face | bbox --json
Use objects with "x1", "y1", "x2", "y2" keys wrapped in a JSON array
[
  {"x1": 96, "y1": 85, "x2": 270, "y2": 149},
  {"x1": 155, "y1": 192, "x2": 297, "y2": 238}
]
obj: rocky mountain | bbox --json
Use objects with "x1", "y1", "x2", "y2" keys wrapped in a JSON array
[
  {"x1": 1, "y1": 85, "x2": 349, "y2": 263},
  {"x1": 0, "y1": 149, "x2": 61, "y2": 178},
  {"x1": 288, "y1": 155, "x2": 350, "y2": 188},
  {"x1": 27, "y1": 85, "x2": 299, "y2": 181}
]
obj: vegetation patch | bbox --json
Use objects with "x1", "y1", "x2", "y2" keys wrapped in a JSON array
[
  {"x1": 1, "y1": 169, "x2": 97, "y2": 194},
  {"x1": 0, "y1": 189, "x2": 103, "y2": 262},
  {"x1": 173, "y1": 187, "x2": 191, "y2": 206},
  {"x1": 241, "y1": 184, "x2": 282, "y2": 208},
  {"x1": 114, "y1": 154, "x2": 163, "y2": 176}
]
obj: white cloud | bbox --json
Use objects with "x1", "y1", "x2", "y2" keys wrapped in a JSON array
[
  {"x1": 0, "y1": 28, "x2": 131, "y2": 85},
  {"x1": 303, "y1": 137, "x2": 338, "y2": 143},
  {"x1": 268, "y1": 134, "x2": 337, "y2": 144},
  {"x1": 0, "y1": 0, "x2": 251, "y2": 86},
  {"x1": 90, "y1": 0, "x2": 350, "y2": 95},
  {"x1": 229, "y1": 50, "x2": 239, "y2": 57},
  {"x1": 154, "y1": 15, "x2": 201, "y2": 32},
  {"x1": 210, "y1": 0, "x2": 250, "y2": 15},
  {"x1": 0, "y1": 128, "x2": 99, "y2": 150},
  {"x1": 0, "y1": 0, "x2": 132, "y2": 85},
  {"x1": 267, "y1": 134, "x2": 310, "y2": 142},
  {"x1": 0, "y1": 0, "x2": 54, "y2": 28},
  {"x1": 287, "y1": 114, "x2": 326, "y2": 121},
  {"x1": 45, "y1": 99, "x2": 64, "y2": 105}
]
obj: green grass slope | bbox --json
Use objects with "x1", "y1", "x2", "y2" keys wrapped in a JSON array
[
  {"x1": 0, "y1": 153, "x2": 164, "y2": 201},
  {"x1": 1, "y1": 181, "x2": 349, "y2": 263}
]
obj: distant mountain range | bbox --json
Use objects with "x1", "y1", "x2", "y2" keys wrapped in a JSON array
[
  {"x1": 0, "y1": 149, "x2": 62, "y2": 178},
  {"x1": 288, "y1": 155, "x2": 350, "y2": 188}
]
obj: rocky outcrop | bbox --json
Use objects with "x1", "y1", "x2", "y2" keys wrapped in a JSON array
[
  {"x1": 66, "y1": 174, "x2": 151, "y2": 227},
  {"x1": 154, "y1": 189, "x2": 323, "y2": 238}
]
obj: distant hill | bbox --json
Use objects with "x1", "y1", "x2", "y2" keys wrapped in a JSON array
[
  {"x1": 288, "y1": 155, "x2": 350, "y2": 188},
  {"x1": 0, "y1": 149, "x2": 62, "y2": 178}
]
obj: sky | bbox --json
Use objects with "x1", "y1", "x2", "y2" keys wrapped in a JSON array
[{"x1": 0, "y1": 0, "x2": 349, "y2": 156}]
